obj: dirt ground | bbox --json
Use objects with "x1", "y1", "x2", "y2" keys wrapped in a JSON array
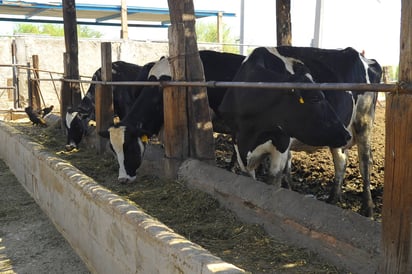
[
  {"x1": 1, "y1": 100, "x2": 386, "y2": 273},
  {"x1": 0, "y1": 159, "x2": 90, "y2": 274}
]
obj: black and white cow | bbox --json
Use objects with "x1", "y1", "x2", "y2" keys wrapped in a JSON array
[
  {"x1": 218, "y1": 46, "x2": 382, "y2": 217},
  {"x1": 99, "y1": 50, "x2": 246, "y2": 184},
  {"x1": 65, "y1": 61, "x2": 154, "y2": 151}
]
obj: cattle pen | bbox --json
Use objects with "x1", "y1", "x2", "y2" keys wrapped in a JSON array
[
  {"x1": 1, "y1": 0, "x2": 411, "y2": 274},
  {"x1": 0, "y1": 46, "x2": 403, "y2": 273}
]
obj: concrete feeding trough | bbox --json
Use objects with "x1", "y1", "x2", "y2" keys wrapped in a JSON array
[
  {"x1": 0, "y1": 122, "x2": 245, "y2": 274},
  {"x1": 0, "y1": 121, "x2": 381, "y2": 274}
]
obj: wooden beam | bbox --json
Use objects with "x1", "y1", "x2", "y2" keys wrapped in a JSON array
[
  {"x1": 217, "y1": 11, "x2": 223, "y2": 43},
  {"x1": 62, "y1": 0, "x2": 81, "y2": 110},
  {"x1": 276, "y1": 0, "x2": 292, "y2": 46},
  {"x1": 166, "y1": 0, "x2": 215, "y2": 163},
  {"x1": 164, "y1": 23, "x2": 189, "y2": 160},
  {"x1": 381, "y1": 0, "x2": 412, "y2": 272},
  {"x1": 60, "y1": 52, "x2": 71, "y2": 131},
  {"x1": 95, "y1": 43, "x2": 114, "y2": 154},
  {"x1": 11, "y1": 40, "x2": 20, "y2": 109},
  {"x1": 29, "y1": 55, "x2": 41, "y2": 111},
  {"x1": 120, "y1": 0, "x2": 128, "y2": 39}
]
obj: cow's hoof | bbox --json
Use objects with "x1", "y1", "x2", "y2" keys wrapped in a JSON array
[
  {"x1": 361, "y1": 203, "x2": 374, "y2": 218},
  {"x1": 326, "y1": 194, "x2": 340, "y2": 205},
  {"x1": 65, "y1": 145, "x2": 77, "y2": 151},
  {"x1": 118, "y1": 178, "x2": 129, "y2": 184},
  {"x1": 118, "y1": 178, "x2": 135, "y2": 184}
]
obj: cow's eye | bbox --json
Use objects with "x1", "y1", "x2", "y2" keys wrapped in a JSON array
[
  {"x1": 307, "y1": 96, "x2": 323, "y2": 103},
  {"x1": 302, "y1": 92, "x2": 324, "y2": 103}
]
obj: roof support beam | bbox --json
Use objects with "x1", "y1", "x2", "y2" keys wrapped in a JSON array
[
  {"x1": 120, "y1": 0, "x2": 128, "y2": 39},
  {"x1": 61, "y1": 0, "x2": 81, "y2": 122},
  {"x1": 276, "y1": 0, "x2": 292, "y2": 46}
]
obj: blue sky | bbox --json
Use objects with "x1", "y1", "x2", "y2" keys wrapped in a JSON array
[{"x1": 0, "y1": 0, "x2": 401, "y2": 65}]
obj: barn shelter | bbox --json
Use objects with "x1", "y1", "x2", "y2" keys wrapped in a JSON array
[
  {"x1": 0, "y1": 0, "x2": 235, "y2": 44},
  {"x1": 0, "y1": 0, "x2": 235, "y2": 31},
  {"x1": 60, "y1": 1, "x2": 412, "y2": 273}
]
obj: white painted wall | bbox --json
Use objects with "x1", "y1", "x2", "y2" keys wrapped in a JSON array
[{"x1": 0, "y1": 36, "x2": 221, "y2": 112}]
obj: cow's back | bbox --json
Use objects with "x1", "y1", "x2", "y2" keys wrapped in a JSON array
[{"x1": 199, "y1": 50, "x2": 245, "y2": 113}]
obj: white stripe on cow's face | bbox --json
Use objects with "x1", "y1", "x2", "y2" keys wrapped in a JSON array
[
  {"x1": 266, "y1": 47, "x2": 303, "y2": 75},
  {"x1": 65, "y1": 111, "x2": 78, "y2": 129},
  {"x1": 138, "y1": 137, "x2": 145, "y2": 158},
  {"x1": 234, "y1": 144, "x2": 247, "y2": 173},
  {"x1": 108, "y1": 126, "x2": 133, "y2": 181},
  {"x1": 305, "y1": 73, "x2": 314, "y2": 82},
  {"x1": 149, "y1": 57, "x2": 171, "y2": 78},
  {"x1": 359, "y1": 54, "x2": 372, "y2": 84}
]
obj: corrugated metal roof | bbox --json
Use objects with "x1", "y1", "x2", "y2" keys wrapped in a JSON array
[{"x1": 0, "y1": 0, "x2": 236, "y2": 27}]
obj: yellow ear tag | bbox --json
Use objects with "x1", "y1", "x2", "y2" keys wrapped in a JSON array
[
  {"x1": 141, "y1": 135, "x2": 149, "y2": 143},
  {"x1": 299, "y1": 97, "x2": 305, "y2": 104}
]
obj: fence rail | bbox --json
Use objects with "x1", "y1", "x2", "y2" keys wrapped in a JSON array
[{"x1": 60, "y1": 78, "x2": 411, "y2": 93}]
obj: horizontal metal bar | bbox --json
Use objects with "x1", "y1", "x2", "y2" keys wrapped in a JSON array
[
  {"x1": 0, "y1": 86, "x2": 16, "y2": 90},
  {"x1": 60, "y1": 78, "x2": 411, "y2": 93},
  {"x1": 0, "y1": 17, "x2": 170, "y2": 28}
]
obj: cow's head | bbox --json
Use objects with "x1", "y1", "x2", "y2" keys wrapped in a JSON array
[
  {"x1": 97, "y1": 57, "x2": 169, "y2": 184},
  {"x1": 99, "y1": 119, "x2": 150, "y2": 184},
  {"x1": 65, "y1": 108, "x2": 95, "y2": 151},
  {"x1": 240, "y1": 47, "x2": 353, "y2": 149}
]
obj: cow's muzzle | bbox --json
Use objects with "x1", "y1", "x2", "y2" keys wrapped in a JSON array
[
  {"x1": 65, "y1": 144, "x2": 77, "y2": 151},
  {"x1": 118, "y1": 176, "x2": 136, "y2": 184}
]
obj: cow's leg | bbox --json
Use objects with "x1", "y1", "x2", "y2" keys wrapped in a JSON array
[
  {"x1": 281, "y1": 150, "x2": 292, "y2": 189},
  {"x1": 328, "y1": 147, "x2": 348, "y2": 204},
  {"x1": 265, "y1": 146, "x2": 290, "y2": 188},
  {"x1": 353, "y1": 92, "x2": 377, "y2": 217},
  {"x1": 357, "y1": 139, "x2": 374, "y2": 217},
  {"x1": 233, "y1": 143, "x2": 256, "y2": 178}
]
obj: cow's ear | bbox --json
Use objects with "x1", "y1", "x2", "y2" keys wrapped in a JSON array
[{"x1": 98, "y1": 130, "x2": 110, "y2": 139}]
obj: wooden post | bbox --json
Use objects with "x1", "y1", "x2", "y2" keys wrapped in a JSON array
[
  {"x1": 381, "y1": 0, "x2": 412, "y2": 272},
  {"x1": 276, "y1": 0, "x2": 292, "y2": 46},
  {"x1": 30, "y1": 55, "x2": 41, "y2": 111},
  {"x1": 60, "y1": 53, "x2": 71, "y2": 131},
  {"x1": 11, "y1": 40, "x2": 20, "y2": 109},
  {"x1": 382, "y1": 66, "x2": 392, "y2": 84},
  {"x1": 120, "y1": 0, "x2": 128, "y2": 39},
  {"x1": 217, "y1": 11, "x2": 223, "y2": 44},
  {"x1": 95, "y1": 42, "x2": 113, "y2": 154},
  {"x1": 164, "y1": 23, "x2": 189, "y2": 160},
  {"x1": 167, "y1": 0, "x2": 215, "y2": 163},
  {"x1": 7, "y1": 79, "x2": 13, "y2": 101},
  {"x1": 62, "y1": 0, "x2": 81, "y2": 109}
]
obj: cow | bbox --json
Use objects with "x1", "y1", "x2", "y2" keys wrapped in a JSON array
[
  {"x1": 218, "y1": 46, "x2": 382, "y2": 217},
  {"x1": 64, "y1": 61, "x2": 154, "y2": 151},
  {"x1": 99, "y1": 50, "x2": 246, "y2": 184}
]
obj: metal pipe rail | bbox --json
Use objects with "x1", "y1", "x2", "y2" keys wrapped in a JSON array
[
  {"x1": 60, "y1": 78, "x2": 412, "y2": 93},
  {"x1": 0, "y1": 64, "x2": 91, "y2": 78}
]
